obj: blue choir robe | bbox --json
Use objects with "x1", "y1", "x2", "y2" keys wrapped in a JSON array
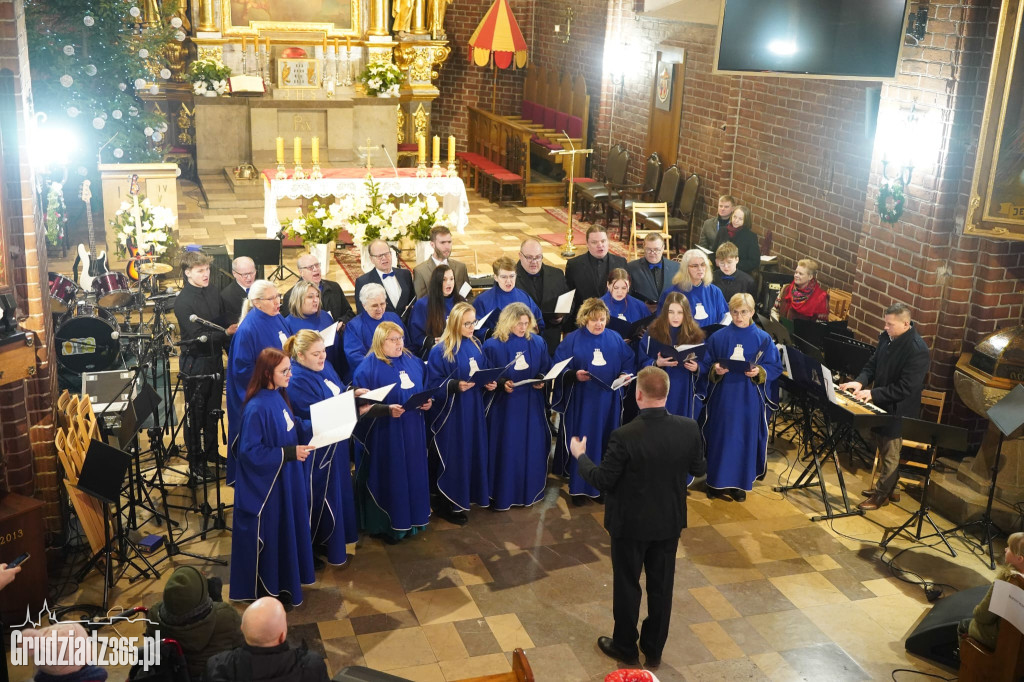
[
  {"x1": 482, "y1": 333, "x2": 552, "y2": 509},
  {"x1": 601, "y1": 292, "x2": 649, "y2": 325},
  {"x1": 639, "y1": 326, "x2": 702, "y2": 420},
  {"x1": 656, "y1": 282, "x2": 729, "y2": 327},
  {"x1": 343, "y1": 311, "x2": 405, "y2": 376},
  {"x1": 551, "y1": 327, "x2": 633, "y2": 497},
  {"x1": 408, "y1": 295, "x2": 455, "y2": 357},
  {"x1": 226, "y1": 308, "x2": 290, "y2": 484},
  {"x1": 426, "y1": 340, "x2": 492, "y2": 510},
  {"x1": 229, "y1": 389, "x2": 315, "y2": 604},
  {"x1": 284, "y1": 310, "x2": 351, "y2": 384},
  {"x1": 472, "y1": 286, "x2": 544, "y2": 339},
  {"x1": 699, "y1": 323, "x2": 783, "y2": 491},
  {"x1": 287, "y1": 362, "x2": 359, "y2": 565},
  {"x1": 351, "y1": 353, "x2": 431, "y2": 539}
]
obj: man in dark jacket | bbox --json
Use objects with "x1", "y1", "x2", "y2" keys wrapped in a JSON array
[
  {"x1": 564, "y1": 226, "x2": 627, "y2": 322},
  {"x1": 839, "y1": 302, "x2": 930, "y2": 511},
  {"x1": 570, "y1": 366, "x2": 706, "y2": 669},
  {"x1": 206, "y1": 597, "x2": 328, "y2": 682},
  {"x1": 515, "y1": 238, "x2": 570, "y2": 354},
  {"x1": 282, "y1": 253, "x2": 355, "y2": 324},
  {"x1": 625, "y1": 233, "x2": 679, "y2": 311},
  {"x1": 146, "y1": 566, "x2": 243, "y2": 680}
]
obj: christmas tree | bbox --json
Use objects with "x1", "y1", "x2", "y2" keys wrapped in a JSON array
[{"x1": 25, "y1": 0, "x2": 185, "y2": 168}]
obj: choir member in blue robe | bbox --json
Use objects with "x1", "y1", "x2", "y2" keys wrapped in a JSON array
[
  {"x1": 284, "y1": 280, "x2": 350, "y2": 383},
  {"x1": 656, "y1": 250, "x2": 730, "y2": 327},
  {"x1": 284, "y1": 330, "x2": 358, "y2": 567},
  {"x1": 426, "y1": 302, "x2": 498, "y2": 524},
  {"x1": 409, "y1": 264, "x2": 463, "y2": 357},
  {"x1": 344, "y1": 283, "x2": 405, "y2": 375},
  {"x1": 699, "y1": 293, "x2": 782, "y2": 502},
  {"x1": 473, "y1": 256, "x2": 544, "y2": 339},
  {"x1": 351, "y1": 321, "x2": 433, "y2": 543},
  {"x1": 552, "y1": 298, "x2": 635, "y2": 504},
  {"x1": 226, "y1": 280, "x2": 291, "y2": 484},
  {"x1": 229, "y1": 348, "x2": 315, "y2": 605},
  {"x1": 482, "y1": 303, "x2": 552, "y2": 510},
  {"x1": 640, "y1": 293, "x2": 705, "y2": 419},
  {"x1": 601, "y1": 269, "x2": 650, "y2": 328}
]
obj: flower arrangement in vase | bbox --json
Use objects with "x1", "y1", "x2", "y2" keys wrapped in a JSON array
[
  {"x1": 110, "y1": 194, "x2": 177, "y2": 258},
  {"x1": 186, "y1": 57, "x2": 231, "y2": 97},
  {"x1": 359, "y1": 61, "x2": 403, "y2": 97}
]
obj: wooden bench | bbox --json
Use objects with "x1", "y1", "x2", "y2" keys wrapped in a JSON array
[
  {"x1": 456, "y1": 648, "x2": 534, "y2": 682},
  {"x1": 960, "y1": 572, "x2": 1024, "y2": 681}
]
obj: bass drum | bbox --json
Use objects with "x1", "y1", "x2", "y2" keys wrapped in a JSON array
[{"x1": 55, "y1": 304, "x2": 121, "y2": 373}]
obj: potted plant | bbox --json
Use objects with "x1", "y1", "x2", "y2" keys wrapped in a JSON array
[
  {"x1": 186, "y1": 57, "x2": 231, "y2": 97},
  {"x1": 43, "y1": 182, "x2": 68, "y2": 255},
  {"x1": 395, "y1": 195, "x2": 453, "y2": 263},
  {"x1": 359, "y1": 61, "x2": 403, "y2": 97},
  {"x1": 282, "y1": 199, "x2": 344, "y2": 275},
  {"x1": 110, "y1": 194, "x2": 177, "y2": 262}
]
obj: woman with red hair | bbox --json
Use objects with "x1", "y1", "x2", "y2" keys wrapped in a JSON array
[{"x1": 229, "y1": 348, "x2": 316, "y2": 607}]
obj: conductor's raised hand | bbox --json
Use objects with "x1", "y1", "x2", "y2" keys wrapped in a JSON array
[{"x1": 569, "y1": 436, "x2": 587, "y2": 459}]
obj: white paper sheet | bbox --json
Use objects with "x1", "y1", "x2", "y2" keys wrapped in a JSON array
[
  {"x1": 991, "y1": 578, "x2": 1024, "y2": 638},
  {"x1": 611, "y1": 373, "x2": 634, "y2": 390},
  {"x1": 308, "y1": 390, "x2": 358, "y2": 448},
  {"x1": 511, "y1": 356, "x2": 573, "y2": 387},
  {"x1": 473, "y1": 309, "x2": 492, "y2": 330},
  {"x1": 554, "y1": 289, "x2": 575, "y2": 315},
  {"x1": 359, "y1": 383, "x2": 396, "y2": 403},
  {"x1": 459, "y1": 281, "x2": 473, "y2": 298},
  {"x1": 319, "y1": 321, "x2": 338, "y2": 347}
]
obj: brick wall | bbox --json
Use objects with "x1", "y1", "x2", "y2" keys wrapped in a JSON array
[{"x1": 0, "y1": 0, "x2": 60, "y2": 540}]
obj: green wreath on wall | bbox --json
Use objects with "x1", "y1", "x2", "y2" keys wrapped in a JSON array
[{"x1": 877, "y1": 181, "x2": 906, "y2": 224}]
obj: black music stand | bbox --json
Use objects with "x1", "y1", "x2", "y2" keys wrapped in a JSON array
[
  {"x1": 234, "y1": 238, "x2": 295, "y2": 281},
  {"x1": 945, "y1": 384, "x2": 1024, "y2": 569},
  {"x1": 879, "y1": 418, "x2": 969, "y2": 556},
  {"x1": 75, "y1": 438, "x2": 161, "y2": 610}
]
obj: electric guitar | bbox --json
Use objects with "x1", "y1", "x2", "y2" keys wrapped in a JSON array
[
  {"x1": 72, "y1": 180, "x2": 108, "y2": 289},
  {"x1": 124, "y1": 174, "x2": 154, "y2": 281}
]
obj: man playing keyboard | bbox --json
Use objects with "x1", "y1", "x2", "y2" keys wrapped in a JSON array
[{"x1": 839, "y1": 303, "x2": 930, "y2": 511}]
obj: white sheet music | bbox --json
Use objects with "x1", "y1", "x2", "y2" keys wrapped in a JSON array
[
  {"x1": 308, "y1": 390, "x2": 358, "y2": 448},
  {"x1": 473, "y1": 309, "x2": 492, "y2": 330},
  {"x1": 554, "y1": 289, "x2": 575, "y2": 315},
  {"x1": 511, "y1": 356, "x2": 572, "y2": 387},
  {"x1": 820, "y1": 364, "x2": 839, "y2": 405},
  {"x1": 459, "y1": 281, "x2": 473, "y2": 298},
  {"x1": 319, "y1": 321, "x2": 338, "y2": 347},
  {"x1": 359, "y1": 383, "x2": 396, "y2": 402}
]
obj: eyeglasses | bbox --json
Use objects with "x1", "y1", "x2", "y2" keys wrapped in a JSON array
[
  {"x1": 299, "y1": 264, "x2": 321, "y2": 272},
  {"x1": 461, "y1": 320, "x2": 476, "y2": 327},
  {"x1": 644, "y1": 247, "x2": 664, "y2": 254},
  {"x1": 384, "y1": 336, "x2": 403, "y2": 343},
  {"x1": 277, "y1": 367, "x2": 292, "y2": 374},
  {"x1": 687, "y1": 264, "x2": 706, "y2": 270},
  {"x1": 369, "y1": 252, "x2": 391, "y2": 260},
  {"x1": 233, "y1": 270, "x2": 256, "y2": 277},
  {"x1": 259, "y1": 294, "x2": 282, "y2": 302},
  {"x1": 519, "y1": 253, "x2": 543, "y2": 262}
]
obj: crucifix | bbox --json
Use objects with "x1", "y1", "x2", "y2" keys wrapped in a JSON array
[
  {"x1": 549, "y1": 136, "x2": 594, "y2": 258},
  {"x1": 358, "y1": 138, "x2": 378, "y2": 178}
]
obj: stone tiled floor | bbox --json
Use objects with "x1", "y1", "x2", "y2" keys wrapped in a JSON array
[{"x1": 25, "y1": 180, "x2": 1003, "y2": 681}]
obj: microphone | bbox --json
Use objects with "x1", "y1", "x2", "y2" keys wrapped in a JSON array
[
  {"x1": 173, "y1": 335, "x2": 209, "y2": 346},
  {"x1": 179, "y1": 372, "x2": 221, "y2": 381},
  {"x1": 111, "y1": 330, "x2": 150, "y2": 340},
  {"x1": 380, "y1": 144, "x2": 399, "y2": 179},
  {"x1": 189, "y1": 314, "x2": 227, "y2": 333}
]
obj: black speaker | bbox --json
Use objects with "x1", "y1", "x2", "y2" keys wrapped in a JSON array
[{"x1": 905, "y1": 584, "x2": 989, "y2": 668}]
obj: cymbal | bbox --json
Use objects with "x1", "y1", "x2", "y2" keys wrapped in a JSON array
[{"x1": 138, "y1": 262, "x2": 173, "y2": 275}]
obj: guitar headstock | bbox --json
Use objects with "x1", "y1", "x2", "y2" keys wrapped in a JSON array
[
  {"x1": 80, "y1": 180, "x2": 92, "y2": 203},
  {"x1": 129, "y1": 173, "x2": 141, "y2": 197}
]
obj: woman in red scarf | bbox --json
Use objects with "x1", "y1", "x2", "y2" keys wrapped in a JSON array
[{"x1": 773, "y1": 258, "x2": 830, "y2": 322}]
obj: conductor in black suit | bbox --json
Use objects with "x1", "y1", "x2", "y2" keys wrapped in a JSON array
[
  {"x1": 515, "y1": 238, "x2": 569, "y2": 354},
  {"x1": 354, "y1": 239, "x2": 416, "y2": 318},
  {"x1": 282, "y1": 252, "x2": 355, "y2": 324},
  {"x1": 570, "y1": 366, "x2": 706, "y2": 668},
  {"x1": 625, "y1": 233, "x2": 679, "y2": 312},
  {"x1": 565, "y1": 226, "x2": 627, "y2": 322}
]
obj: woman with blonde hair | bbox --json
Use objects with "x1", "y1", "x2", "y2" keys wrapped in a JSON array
[
  {"x1": 772, "y1": 258, "x2": 830, "y2": 322},
  {"x1": 351, "y1": 322, "x2": 433, "y2": 543},
  {"x1": 426, "y1": 302, "x2": 497, "y2": 524},
  {"x1": 699, "y1": 293, "x2": 782, "y2": 502},
  {"x1": 656, "y1": 250, "x2": 729, "y2": 326},
  {"x1": 472, "y1": 256, "x2": 544, "y2": 339},
  {"x1": 226, "y1": 279, "x2": 290, "y2": 484},
  {"x1": 552, "y1": 298, "x2": 634, "y2": 505},
  {"x1": 482, "y1": 303, "x2": 552, "y2": 509},
  {"x1": 284, "y1": 330, "x2": 358, "y2": 567},
  {"x1": 640, "y1": 293, "x2": 705, "y2": 419},
  {"x1": 284, "y1": 279, "x2": 350, "y2": 381}
]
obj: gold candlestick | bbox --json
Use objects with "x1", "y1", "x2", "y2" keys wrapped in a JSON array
[
  {"x1": 447, "y1": 161, "x2": 457, "y2": 178},
  {"x1": 309, "y1": 163, "x2": 323, "y2": 180},
  {"x1": 293, "y1": 164, "x2": 306, "y2": 179},
  {"x1": 275, "y1": 163, "x2": 288, "y2": 180},
  {"x1": 431, "y1": 161, "x2": 443, "y2": 178}
]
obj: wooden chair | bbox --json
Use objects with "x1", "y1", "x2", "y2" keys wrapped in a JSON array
[
  {"x1": 574, "y1": 145, "x2": 629, "y2": 223},
  {"x1": 869, "y1": 389, "x2": 946, "y2": 492},
  {"x1": 606, "y1": 152, "x2": 662, "y2": 240},
  {"x1": 633, "y1": 166, "x2": 683, "y2": 250},
  {"x1": 445, "y1": 648, "x2": 535, "y2": 682},
  {"x1": 828, "y1": 288, "x2": 852, "y2": 321},
  {"x1": 631, "y1": 202, "x2": 671, "y2": 260},
  {"x1": 959, "y1": 572, "x2": 1024, "y2": 681}
]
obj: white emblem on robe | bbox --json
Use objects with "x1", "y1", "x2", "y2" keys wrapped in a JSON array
[
  {"x1": 730, "y1": 344, "x2": 746, "y2": 361},
  {"x1": 592, "y1": 349, "x2": 607, "y2": 367},
  {"x1": 694, "y1": 303, "x2": 708, "y2": 321},
  {"x1": 617, "y1": 313, "x2": 627, "y2": 320},
  {"x1": 468, "y1": 356, "x2": 481, "y2": 376},
  {"x1": 324, "y1": 379, "x2": 341, "y2": 396},
  {"x1": 278, "y1": 330, "x2": 288, "y2": 346},
  {"x1": 399, "y1": 370, "x2": 415, "y2": 389},
  {"x1": 283, "y1": 409, "x2": 294, "y2": 431},
  {"x1": 513, "y1": 352, "x2": 529, "y2": 371}
]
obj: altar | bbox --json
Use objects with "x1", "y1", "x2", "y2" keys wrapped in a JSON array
[{"x1": 262, "y1": 167, "x2": 470, "y2": 237}]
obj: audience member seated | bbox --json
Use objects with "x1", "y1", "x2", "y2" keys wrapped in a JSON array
[
  {"x1": 712, "y1": 242, "x2": 756, "y2": 303},
  {"x1": 626, "y1": 233, "x2": 679, "y2": 310},
  {"x1": 712, "y1": 205, "x2": 760, "y2": 275},
  {"x1": 206, "y1": 597, "x2": 328, "y2": 682},
  {"x1": 146, "y1": 566, "x2": 243, "y2": 680},
  {"x1": 19, "y1": 622, "x2": 108, "y2": 682},
  {"x1": 282, "y1": 253, "x2": 354, "y2": 324},
  {"x1": 772, "y1": 258, "x2": 830, "y2": 323},
  {"x1": 412, "y1": 225, "x2": 469, "y2": 299},
  {"x1": 698, "y1": 194, "x2": 735, "y2": 252},
  {"x1": 959, "y1": 531, "x2": 1024, "y2": 650}
]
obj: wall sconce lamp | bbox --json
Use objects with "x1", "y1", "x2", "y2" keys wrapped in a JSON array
[
  {"x1": 554, "y1": 7, "x2": 574, "y2": 44},
  {"x1": 878, "y1": 103, "x2": 934, "y2": 224},
  {"x1": 906, "y1": 6, "x2": 928, "y2": 45}
]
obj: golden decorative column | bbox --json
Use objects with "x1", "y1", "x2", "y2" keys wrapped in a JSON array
[
  {"x1": 411, "y1": 0, "x2": 429, "y2": 35},
  {"x1": 369, "y1": 0, "x2": 391, "y2": 36},
  {"x1": 197, "y1": 0, "x2": 217, "y2": 32},
  {"x1": 142, "y1": 0, "x2": 161, "y2": 26}
]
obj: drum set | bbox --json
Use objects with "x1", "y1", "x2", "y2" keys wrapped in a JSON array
[{"x1": 50, "y1": 261, "x2": 176, "y2": 375}]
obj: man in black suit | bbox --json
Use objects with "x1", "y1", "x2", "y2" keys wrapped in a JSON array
[
  {"x1": 839, "y1": 302, "x2": 930, "y2": 511},
  {"x1": 515, "y1": 238, "x2": 569, "y2": 354},
  {"x1": 626, "y1": 233, "x2": 679, "y2": 312},
  {"x1": 281, "y1": 252, "x2": 355, "y2": 323},
  {"x1": 354, "y1": 239, "x2": 416, "y2": 318},
  {"x1": 565, "y1": 226, "x2": 627, "y2": 320},
  {"x1": 220, "y1": 256, "x2": 256, "y2": 323},
  {"x1": 570, "y1": 366, "x2": 706, "y2": 668}
]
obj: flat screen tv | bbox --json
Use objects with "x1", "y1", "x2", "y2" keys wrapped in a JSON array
[{"x1": 715, "y1": 0, "x2": 910, "y2": 80}]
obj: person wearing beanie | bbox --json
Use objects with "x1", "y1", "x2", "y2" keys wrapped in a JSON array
[
  {"x1": 21, "y1": 622, "x2": 107, "y2": 682},
  {"x1": 146, "y1": 566, "x2": 243, "y2": 679}
]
